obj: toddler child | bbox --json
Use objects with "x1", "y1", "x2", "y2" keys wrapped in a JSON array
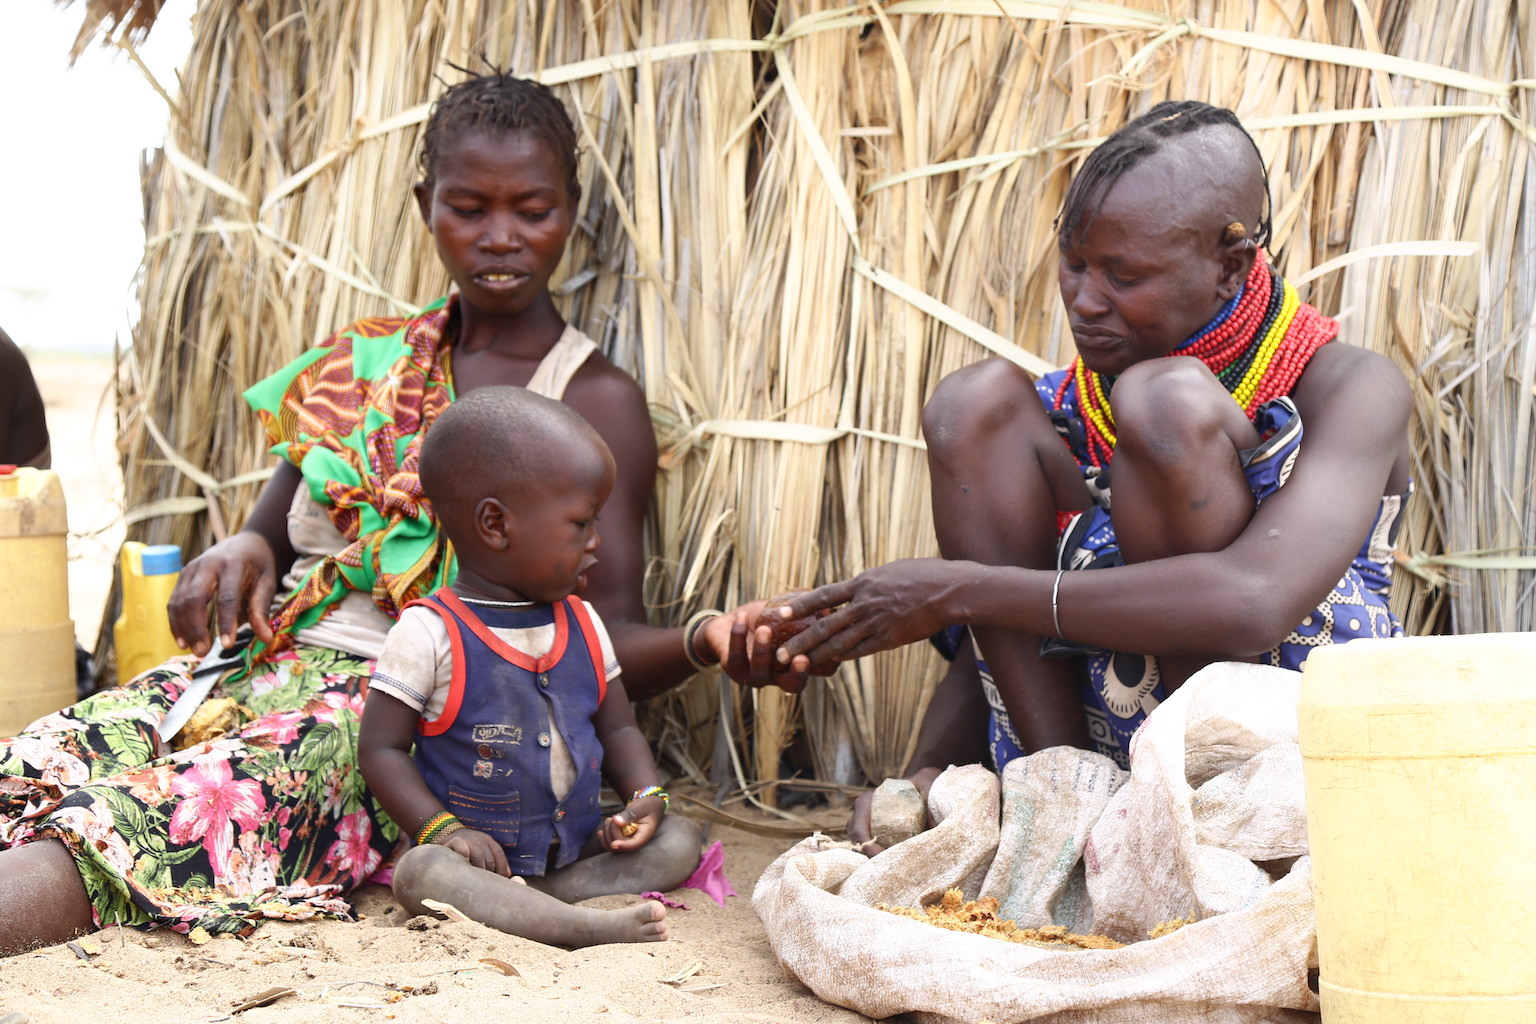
[{"x1": 359, "y1": 385, "x2": 700, "y2": 947}]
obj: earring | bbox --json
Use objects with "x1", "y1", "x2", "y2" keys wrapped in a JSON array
[{"x1": 1221, "y1": 221, "x2": 1248, "y2": 245}]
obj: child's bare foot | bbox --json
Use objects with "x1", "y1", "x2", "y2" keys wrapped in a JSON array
[
  {"x1": 571, "y1": 899, "x2": 668, "y2": 946},
  {"x1": 393, "y1": 844, "x2": 670, "y2": 948}
]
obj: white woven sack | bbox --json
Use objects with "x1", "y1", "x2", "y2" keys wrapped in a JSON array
[{"x1": 753, "y1": 661, "x2": 1320, "y2": 1023}]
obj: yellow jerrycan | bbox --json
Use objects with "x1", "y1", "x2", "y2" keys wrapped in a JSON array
[
  {"x1": 0, "y1": 465, "x2": 77, "y2": 734},
  {"x1": 112, "y1": 541, "x2": 184, "y2": 683},
  {"x1": 1299, "y1": 632, "x2": 1536, "y2": 1023}
]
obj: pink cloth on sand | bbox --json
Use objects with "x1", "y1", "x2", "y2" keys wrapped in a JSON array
[
  {"x1": 679, "y1": 840, "x2": 738, "y2": 907},
  {"x1": 641, "y1": 891, "x2": 689, "y2": 909}
]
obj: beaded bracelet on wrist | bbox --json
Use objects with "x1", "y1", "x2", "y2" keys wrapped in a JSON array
[
  {"x1": 415, "y1": 811, "x2": 464, "y2": 846},
  {"x1": 630, "y1": 785, "x2": 669, "y2": 812}
]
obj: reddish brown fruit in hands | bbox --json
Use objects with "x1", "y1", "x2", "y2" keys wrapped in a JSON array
[
  {"x1": 753, "y1": 591, "x2": 831, "y2": 679},
  {"x1": 753, "y1": 591, "x2": 819, "y2": 650}
]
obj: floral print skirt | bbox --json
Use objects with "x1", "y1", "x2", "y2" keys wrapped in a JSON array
[{"x1": 0, "y1": 645, "x2": 398, "y2": 940}]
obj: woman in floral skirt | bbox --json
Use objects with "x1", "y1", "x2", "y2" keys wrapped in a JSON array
[{"x1": 0, "y1": 70, "x2": 797, "y2": 955}]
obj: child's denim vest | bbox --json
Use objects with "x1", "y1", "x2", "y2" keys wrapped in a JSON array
[{"x1": 409, "y1": 590, "x2": 607, "y2": 875}]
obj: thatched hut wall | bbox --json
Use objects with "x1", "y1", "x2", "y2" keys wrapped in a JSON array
[{"x1": 90, "y1": 0, "x2": 1534, "y2": 790}]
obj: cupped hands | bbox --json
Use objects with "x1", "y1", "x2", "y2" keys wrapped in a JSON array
[{"x1": 694, "y1": 601, "x2": 829, "y2": 694}]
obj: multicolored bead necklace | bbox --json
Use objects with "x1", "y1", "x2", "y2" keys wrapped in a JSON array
[{"x1": 1054, "y1": 252, "x2": 1336, "y2": 468}]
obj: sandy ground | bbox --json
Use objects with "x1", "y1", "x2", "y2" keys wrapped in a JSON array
[
  {"x1": 0, "y1": 799, "x2": 874, "y2": 1024},
  {"x1": 11, "y1": 352, "x2": 881, "y2": 1024}
]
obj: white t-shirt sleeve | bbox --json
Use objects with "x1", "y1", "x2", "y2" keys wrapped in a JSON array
[
  {"x1": 369, "y1": 605, "x2": 453, "y2": 716},
  {"x1": 581, "y1": 602, "x2": 622, "y2": 686},
  {"x1": 371, "y1": 601, "x2": 617, "y2": 720}
]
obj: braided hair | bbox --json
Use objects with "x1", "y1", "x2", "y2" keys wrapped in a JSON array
[
  {"x1": 1057, "y1": 101, "x2": 1271, "y2": 248},
  {"x1": 417, "y1": 68, "x2": 581, "y2": 200}
]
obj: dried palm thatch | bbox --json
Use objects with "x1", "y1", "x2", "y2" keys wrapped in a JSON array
[
  {"x1": 71, "y1": 0, "x2": 1535, "y2": 791},
  {"x1": 58, "y1": 0, "x2": 164, "y2": 59}
]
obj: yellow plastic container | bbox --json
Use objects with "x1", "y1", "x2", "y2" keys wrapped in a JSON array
[
  {"x1": 1299, "y1": 633, "x2": 1536, "y2": 1023},
  {"x1": 112, "y1": 541, "x2": 184, "y2": 683},
  {"x1": 0, "y1": 466, "x2": 77, "y2": 734}
]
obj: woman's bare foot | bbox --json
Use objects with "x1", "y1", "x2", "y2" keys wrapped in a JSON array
[{"x1": 393, "y1": 844, "x2": 669, "y2": 948}]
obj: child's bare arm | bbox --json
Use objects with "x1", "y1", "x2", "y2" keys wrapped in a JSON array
[
  {"x1": 358, "y1": 688, "x2": 440, "y2": 831},
  {"x1": 358, "y1": 689, "x2": 510, "y2": 875},
  {"x1": 591, "y1": 678, "x2": 666, "y2": 850}
]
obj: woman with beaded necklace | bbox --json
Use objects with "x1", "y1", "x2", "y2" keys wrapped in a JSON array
[{"x1": 760, "y1": 101, "x2": 1413, "y2": 849}]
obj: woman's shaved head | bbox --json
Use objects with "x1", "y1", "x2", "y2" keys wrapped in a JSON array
[{"x1": 1058, "y1": 101, "x2": 1271, "y2": 252}]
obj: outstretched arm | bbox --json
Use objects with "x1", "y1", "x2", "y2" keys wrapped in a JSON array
[{"x1": 780, "y1": 345, "x2": 1411, "y2": 666}]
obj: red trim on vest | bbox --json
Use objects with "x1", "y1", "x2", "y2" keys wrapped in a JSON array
[
  {"x1": 565, "y1": 595, "x2": 608, "y2": 706},
  {"x1": 405, "y1": 597, "x2": 466, "y2": 737},
  {"x1": 406, "y1": 592, "x2": 606, "y2": 734},
  {"x1": 434, "y1": 589, "x2": 569, "y2": 671}
]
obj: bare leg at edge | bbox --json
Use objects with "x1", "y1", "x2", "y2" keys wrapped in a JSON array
[
  {"x1": 924, "y1": 358, "x2": 1092, "y2": 753},
  {"x1": 0, "y1": 839, "x2": 96, "y2": 957}
]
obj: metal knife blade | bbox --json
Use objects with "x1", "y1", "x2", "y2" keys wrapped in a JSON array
[{"x1": 159, "y1": 632, "x2": 250, "y2": 744}]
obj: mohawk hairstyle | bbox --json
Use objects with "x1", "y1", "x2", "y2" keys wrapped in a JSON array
[
  {"x1": 417, "y1": 63, "x2": 581, "y2": 199},
  {"x1": 1056, "y1": 101, "x2": 1272, "y2": 248}
]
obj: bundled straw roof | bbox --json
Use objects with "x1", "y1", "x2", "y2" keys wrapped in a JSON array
[{"x1": 73, "y1": 0, "x2": 1535, "y2": 791}]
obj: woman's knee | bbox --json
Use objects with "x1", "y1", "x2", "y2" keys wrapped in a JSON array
[
  {"x1": 1110, "y1": 357, "x2": 1255, "y2": 460},
  {"x1": 922, "y1": 358, "x2": 1039, "y2": 461}
]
